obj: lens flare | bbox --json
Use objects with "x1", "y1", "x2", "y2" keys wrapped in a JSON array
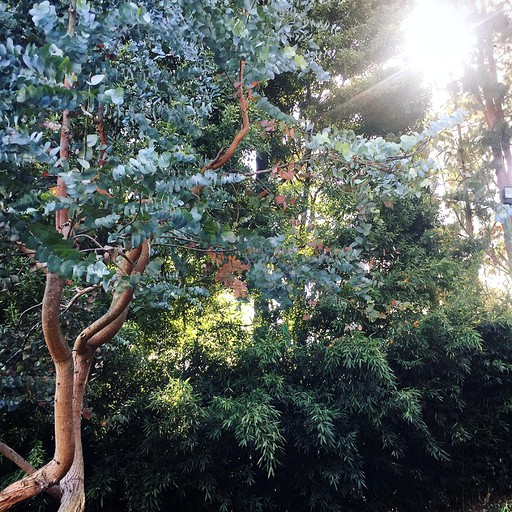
[{"x1": 402, "y1": 1, "x2": 475, "y2": 85}]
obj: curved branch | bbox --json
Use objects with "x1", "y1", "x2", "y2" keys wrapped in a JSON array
[
  {"x1": 88, "y1": 240, "x2": 151, "y2": 348},
  {"x1": 0, "y1": 443, "x2": 62, "y2": 501},
  {"x1": 88, "y1": 306, "x2": 129, "y2": 349},
  {"x1": 73, "y1": 241, "x2": 150, "y2": 354},
  {"x1": 117, "y1": 244, "x2": 144, "y2": 275},
  {"x1": 42, "y1": 274, "x2": 69, "y2": 364},
  {"x1": 201, "y1": 60, "x2": 249, "y2": 172}
]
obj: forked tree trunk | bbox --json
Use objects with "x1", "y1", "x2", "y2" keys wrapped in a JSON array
[{"x1": 0, "y1": 242, "x2": 149, "y2": 511}]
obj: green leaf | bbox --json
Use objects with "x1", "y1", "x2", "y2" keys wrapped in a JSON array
[
  {"x1": 400, "y1": 134, "x2": 419, "y2": 151},
  {"x1": 294, "y1": 54, "x2": 307, "y2": 70},
  {"x1": 86, "y1": 134, "x2": 99, "y2": 147},
  {"x1": 104, "y1": 87, "x2": 124, "y2": 106},
  {"x1": 95, "y1": 214, "x2": 120, "y2": 228},
  {"x1": 77, "y1": 158, "x2": 90, "y2": 169},
  {"x1": 89, "y1": 74, "x2": 105, "y2": 85},
  {"x1": 221, "y1": 231, "x2": 238, "y2": 243},
  {"x1": 29, "y1": 1, "x2": 57, "y2": 34},
  {"x1": 334, "y1": 141, "x2": 354, "y2": 161},
  {"x1": 283, "y1": 46, "x2": 296, "y2": 58}
]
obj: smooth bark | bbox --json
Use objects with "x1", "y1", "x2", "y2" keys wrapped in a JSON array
[
  {"x1": 58, "y1": 347, "x2": 95, "y2": 512},
  {"x1": 0, "y1": 275, "x2": 74, "y2": 510}
]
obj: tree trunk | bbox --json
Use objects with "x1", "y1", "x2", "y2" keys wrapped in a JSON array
[
  {"x1": 58, "y1": 347, "x2": 96, "y2": 512},
  {"x1": 470, "y1": 0, "x2": 512, "y2": 265},
  {"x1": 0, "y1": 274, "x2": 74, "y2": 511},
  {"x1": 0, "y1": 238, "x2": 149, "y2": 511}
]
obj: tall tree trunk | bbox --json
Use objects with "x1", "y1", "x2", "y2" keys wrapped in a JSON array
[
  {"x1": 0, "y1": 275, "x2": 74, "y2": 510},
  {"x1": 58, "y1": 347, "x2": 95, "y2": 512},
  {"x1": 469, "y1": 0, "x2": 512, "y2": 265},
  {"x1": 0, "y1": 241, "x2": 149, "y2": 510}
]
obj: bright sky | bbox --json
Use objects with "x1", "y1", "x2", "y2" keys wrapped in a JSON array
[
  {"x1": 401, "y1": 1, "x2": 512, "y2": 296},
  {"x1": 402, "y1": 0, "x2": 475, "y2": 88}
]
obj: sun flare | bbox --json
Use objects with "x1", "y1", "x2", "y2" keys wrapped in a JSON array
[{"x1": 402, "y1": 1, "x2": 475, "y2": 86}]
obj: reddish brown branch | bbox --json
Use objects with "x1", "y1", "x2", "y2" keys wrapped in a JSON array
[
  {"x1": 42, "y1": 274, "x2": 70, "y2": 364},
  {"x1": 88, "y1": 306, "x2": 129, "y2": 348},
  {"x1": 0, "y1": 443, "x2": 62, "y2": 501},
  {"x1": 88, "y1": 240, "x2": 150, "y2": 348},
  {"x1": 96, "y1": 103, "x2": 107, "y2": 167},
  {"x1": 93, "y1": 103, "x2": 113, "y2": 198},
  {"x1": 73, "y1": 241, "x2": 150, "y2": 354},
  {"x1": 201, "y1": 60, "x2": 250, "y2": 172},
  {"x1": 57, "y1": 109, "x2": 71, "y2": 237}
]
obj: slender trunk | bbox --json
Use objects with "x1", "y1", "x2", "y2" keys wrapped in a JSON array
[
  {"x1": 464, "y1": 193, "x2": 474, "y2": 238},
  {"x1": 58, "y1": 347, "x2": 96, "y2": 512},
  {"x1": 470, "y1": 0, "x2": 512, "y2": 265},
  {"x1": 0, "y1": 275, "x2": 74, "y2": 510},
  {"x1": 456, "y1": 123, "x2": 475, "y2": 239}
]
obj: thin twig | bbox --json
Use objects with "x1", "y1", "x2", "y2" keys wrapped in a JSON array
[
  {"x1": 17, "y1": 302, "x2": 43, "y2": 325},
  {"x1": 73, "y1": 233, "x2": 105, "y2": 249},
  {"x1": 64, "y1": 285, "x2": 102, "y2": 311},
  {"x1": 157, "y1": 243, "x2": 237, "y2": 254}
]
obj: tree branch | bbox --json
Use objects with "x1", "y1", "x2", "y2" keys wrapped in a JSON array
[
  {"x1": 64, "y1": 285, "x2": 102, "y2": 311},
  {"x1": 74, "y1": 241, "x2": 150, "y2": 354},
  {"x1": 0, "y1": 443, "x2": 62, "y2": 501},
  {"x1": 56, "y1": 109, "x2": 71, "y2": 238},
  {"x1": 96, "y1": 103, "x2": 107, "y2": 167},
  {"x1": 201, "y1": 60, "x2": 250, "y2": 172}
]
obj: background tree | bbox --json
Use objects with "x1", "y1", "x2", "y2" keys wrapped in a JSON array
[
  {"x1": 0, "y1": 0, "x2": 441, "y2": 510},
  {"x1": 262, "y1": 0, "x2": 430, "y2": 136},
  {"x1": 434, "y1": 0, "x2": 512, "y2": 279},
  {"x1": 3, "y1": 188, "x2": 510, "y2": 511}
]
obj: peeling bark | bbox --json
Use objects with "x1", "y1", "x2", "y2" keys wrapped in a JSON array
[{"x1": 0, "y1": 443, "x2": 62, "y2": 501}]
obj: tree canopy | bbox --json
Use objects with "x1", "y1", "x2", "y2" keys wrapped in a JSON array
[{"x1": 1, "y1": 0, "x2": 512, "y2": 511}]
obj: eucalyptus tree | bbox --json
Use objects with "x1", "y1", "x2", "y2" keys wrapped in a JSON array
[
  {"x1": 435, "y1": 0, "x2": 512, "y2": 276},
  {"x1": 0, "y1": 0, "x2": 451, "y2": 510}
]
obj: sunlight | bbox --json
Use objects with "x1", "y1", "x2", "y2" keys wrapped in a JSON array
[{"x1": 402, "y1": 0, "x2": 475, "y2": 86}]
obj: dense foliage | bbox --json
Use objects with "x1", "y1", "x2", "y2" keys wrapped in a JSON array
[
  {"x1": 1, "y1": 0, "x2": 512, "y2": 510},
  {"x1": 3, "y1": 192, "x2": 512, "y2": 511}
]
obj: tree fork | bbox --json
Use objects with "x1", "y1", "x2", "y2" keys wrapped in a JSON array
[
  {"x1": 74, "y1": 241, "x2": 150, "y2": 354},
  {"x1": 59, "y1": 241, "x2": 150, "y2": 511}
]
